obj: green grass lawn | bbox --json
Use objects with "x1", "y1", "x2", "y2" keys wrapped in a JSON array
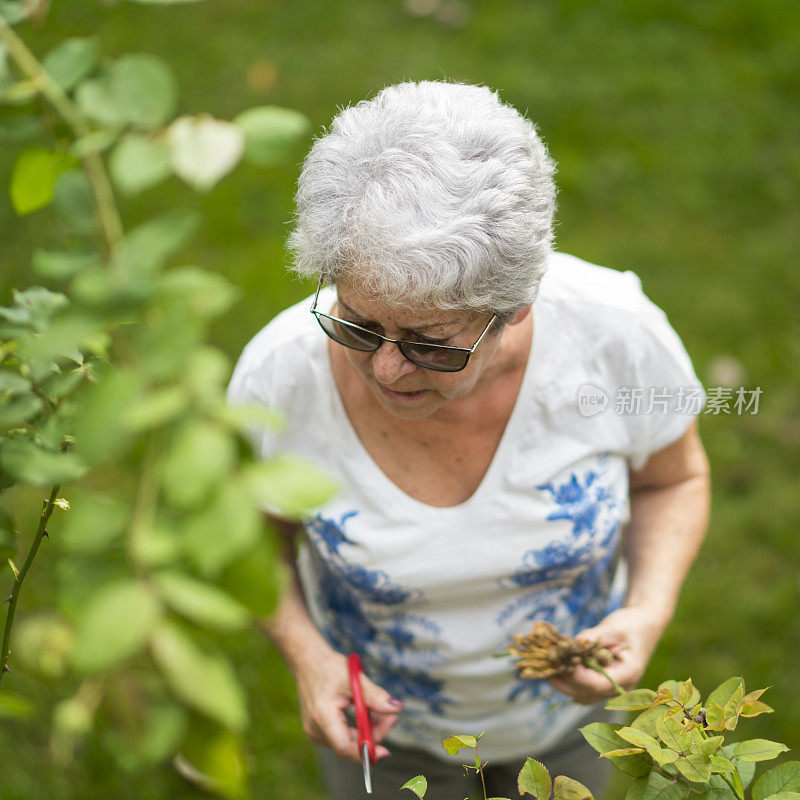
[{"x1": 1, "y1": 0, "x2": 799, "y2": 797}]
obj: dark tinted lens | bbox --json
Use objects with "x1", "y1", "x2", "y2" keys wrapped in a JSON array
[
  {"x1": 400, "y1": 342, "x2": 470, "y2": 372},
  {"x1": 315, "y1": 313, "x2": 380, "y2": 351}
]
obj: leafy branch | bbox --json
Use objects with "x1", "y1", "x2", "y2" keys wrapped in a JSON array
[{"x1": 0, "y1": 11, "x2": 124, "y2": 254}]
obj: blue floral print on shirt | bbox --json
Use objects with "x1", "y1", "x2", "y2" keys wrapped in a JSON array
[
  {"x1": 305, "y1": 511, "x2": 453, "y2": 714},
  {"x1": 496, "y1": 455, "x2": 626, "y2": 701}
]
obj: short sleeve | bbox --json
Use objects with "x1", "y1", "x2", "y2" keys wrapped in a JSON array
[
  {"x1": 226, "y1": 349, "x2": 282, "y2": 461},
  {"x1": 624, "y1": 296, "x2": 705, "y2": 471}
]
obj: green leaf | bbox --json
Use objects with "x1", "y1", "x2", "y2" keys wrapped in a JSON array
[
  {"x1": 657, "y1": 680, "x2": 683, "y2": 701},
  {"x1": 180, "y1": 480, "x2": 262, "y2": 576},
  {"x1": 157, "y1": 267, "x2": 240, "y2": 319},
  {"x1": 175, "y1": 715, "x2": 248, "y2": 800},
  {"x1": 75, "y1": 73, "x2": 128, "y2": 128},
  {"x1": 0, "y1": 393, "x2": 42, "y2": 426},
  {"x1": 0, "y1": 438, "x2": 87, "y2": 485},
  {"x1": 581, "y1": 722, "x2": 625, "y2": 754},
  {"x1": 168, "y1": 115, "x2": 245, "y2": 191},
  {"x1": 605, "y1": 689, "x2": 658, "y2": 711},
  {"x1": 154, "y1": 572, "x2": 249, "y2": 631},
  {"x1": 32, "y1": 249, "x2": 101, "y2": 279},
  {"x1": 161, "y1": 421, "x2": 237, "y2": 508},
  {"x1": 110, "y1": 53, "x2": 178, "y2": 129},
  {"x1": 124, "y1": 0, "x2": 204, "y2": 4},
  {"x1": 58, "y1": 492, "x2": 129, "y2": 553},
  {"x1": 52, "y1": 169, "x2": 97, "y2": 234},
  {"x1": 518, "y1": 757, "x2": 552, "y2": 799},
  {"x1": 242, "y1": 455, "x2": 337, "y2": 519},
  {"x1": 216, "y1": 534, "x2": 288, "y2": 618},
  {"x1": 617, "y1": 726, "x2": 664, "y2": 761},
  {"x1": 15, "y1": 614, "x2": 75, "y2": 678},
  {"x1": 119, "y1": 208, "x2": 202, "y2": 273},
  {"x1": 42, "y1": 37, "x2": 98, "y2": 91},
  {"x1": 0, "y1": 506, "x2": 15, "y2": 562},
  {"x1": 701, "y1": 737, "x2": 725, "y2": 757},
  {"x1": 627, "y1": 772, "x2": 689, "y2": 800},
  {"x1": 401, "y1": 775, "x2": 428, "y2": 798},
  {"x1": 710, "y1": 756, "x2": 736, "y2": 773},
  {"x1": 760, "y1": 794, "x2": 800, "y2": 800},
  {"x1": 10, "y1": 148, "x2": 78, "y2": 215},
  {"x1": 0, "y1": 371, "x2": 30, "y2": 394},
  {"x1": 233, "y1": 105, "x2": 310, "y2": 167},
  {"x1": 442, "y1": 734, "x2": 477, "y2": 755},
  {"x1": 0, "y1": 1, "x2": 34, "y2": 24},
  {"x1": 675, "y1": 753, "x2": 713, "y2": 783},
  {"x1": 16, "y1": 313, "x2": 106, "y2": 365},
  {"x1": 0, "y1": 690, "x2": 35, "y2": 718},
  {"x1": 40, "y1": 365, "x2": 89, "y2": 403},
  {"x1": 678, "y1": 678, "x2": 701, "y2": 708},
  {"x1": 553, "y1": 775, "x2": 593, "y2": 800},
  {"x1": 69, "y1": 129, "x2": 118, "y2": 158},
  {"x1": 739, "y1": 701, "x2": 773, "y2": 718},
  {"x1": 753, "y1": 762, "x2": 800, "y2": 800},
  {"x1": 130, "y1": 513, "x2": 182, "y2": 569},
  {"x1": 656, "y1": 715, "x2": 692, "y2": 754},
  {"x1": 150, "y1": 622, "x2": 247, "y2": 730},
  {"x1": 580, "y1": 722, "x2": 651, "y2": 778},
  {"x1": 71, "y1": 367, "x2": 145, "y2": 464},
  {"x1": 0, "y1": 112, "x2": 41, "y2": 141},
  {"x1": 122, "y1": 386, "x2": 189, "y2": 432},
  {"x1": 110, "y1": 133, "x2": 171, "y2": 195},
  {"x1": 72, "y1": 580, "x2": 162, "y2": 672},
  {"x1": 0, "y1": 286, "x2": 68, "y2": 330},
  {"x1": 601, "y1": 748, "x2": 645, "y2": 758},
  {"x1": 706, "y1": 678, "x2": 744, "y2": 726},
  {"x1": 733, "y1": 740, "x2": 789, "y2": 763}
]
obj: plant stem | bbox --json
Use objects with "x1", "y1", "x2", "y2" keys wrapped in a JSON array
[
  {"x1": 583, "y1": 659, "x2": 626, "y2": 696},
  {"x1": 0, "y1": 483, "x2": 60, "y2": 688},
  {"x1": 475, "y1": 744, "x2": 488, "y2": 800},
  {"x1": 0, "y1": 13, "x2": 125, "y2": 256}
]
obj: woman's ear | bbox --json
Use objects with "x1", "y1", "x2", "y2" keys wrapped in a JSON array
[{"x1": 506, "y1": 306, "x2": 531, "y2": 326}]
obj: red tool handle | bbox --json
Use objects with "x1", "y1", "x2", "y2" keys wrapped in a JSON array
[{"x1": 347, "y1": 653, "x2": 376, "y2": 765}]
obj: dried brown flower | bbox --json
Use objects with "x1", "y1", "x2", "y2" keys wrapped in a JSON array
[{"x1": 507, "y1": 621, "x2": 617, "y2": 680}]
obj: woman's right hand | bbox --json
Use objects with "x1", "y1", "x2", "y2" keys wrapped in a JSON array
[{"x1": 295, "y1": 649, "x2": 404, "y2": 763}]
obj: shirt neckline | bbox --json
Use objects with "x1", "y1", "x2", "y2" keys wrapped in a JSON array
[{"x1": 320, "y1": 291, "x2": 547, "y2": 516}]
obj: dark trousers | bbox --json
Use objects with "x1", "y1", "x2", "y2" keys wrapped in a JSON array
[{"x1": 314, "y1": 712, "x2": 612, "y2": 800}]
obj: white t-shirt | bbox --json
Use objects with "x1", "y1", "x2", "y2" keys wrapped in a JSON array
[{"x1": 227, "y1": 252, "x2": 705, "y2": 762}]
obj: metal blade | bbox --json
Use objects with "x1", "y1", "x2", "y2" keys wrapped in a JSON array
[{"x1": 362, "y1": 742, "x2": 372, "y2": 794}]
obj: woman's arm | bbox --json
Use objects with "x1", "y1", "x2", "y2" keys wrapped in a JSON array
[
  {"x1": 259, "y1": 518, "x2": 403, "y2": 761},
  {"x1": 548, "y1": 419, "x2": 711, "y2": 703}
]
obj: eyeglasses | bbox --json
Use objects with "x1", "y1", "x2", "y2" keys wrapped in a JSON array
[{"x1": 310, "y1": 277, "x2": 498, "y2": 373}]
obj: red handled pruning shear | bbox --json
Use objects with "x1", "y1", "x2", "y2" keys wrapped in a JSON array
[{"x1": 348, "y1": 652, "x2": 376, "y2": 794}]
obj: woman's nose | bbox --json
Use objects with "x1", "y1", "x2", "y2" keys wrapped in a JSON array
[{"x1": 372, "y1": 340, "x2": 416, "y2": 384}]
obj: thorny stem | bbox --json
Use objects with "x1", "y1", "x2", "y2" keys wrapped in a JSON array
[
  {"x1": 0, "y1": 483, "x2": 60, "y2": 688},
  {"x1": 0, "y1": 13, "x2": 125, "y2": 256}
]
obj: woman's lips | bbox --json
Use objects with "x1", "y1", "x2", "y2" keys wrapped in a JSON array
[{"x1": 376, "y1": 383, "x2": 426, "y2": 403}]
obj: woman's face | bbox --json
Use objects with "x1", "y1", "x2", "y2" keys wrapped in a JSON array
[{"x1": 333, "y1": 275, "x2": 506, "y2": 420}]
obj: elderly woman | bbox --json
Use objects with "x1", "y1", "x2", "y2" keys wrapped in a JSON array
[{"x1": 227, "y1": 81, "x2": 710, "y2": 800}]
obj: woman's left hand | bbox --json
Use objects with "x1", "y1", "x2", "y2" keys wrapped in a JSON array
[{"x1": 546, "y1": 606, "x2": 667, "y2": 705}]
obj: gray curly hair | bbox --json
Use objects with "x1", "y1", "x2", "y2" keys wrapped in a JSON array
[{"x1": 287, "y1": 80, "x2": 556, "y2": 319}]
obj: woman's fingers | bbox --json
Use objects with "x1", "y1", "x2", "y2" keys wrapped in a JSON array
[{"x1": 360, "y1": 674, "x2": 404, "y2": 715}]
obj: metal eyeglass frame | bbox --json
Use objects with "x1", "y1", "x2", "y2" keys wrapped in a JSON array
[{"x1": 310, "y1": 276, "x2": 498, "y2": 373}]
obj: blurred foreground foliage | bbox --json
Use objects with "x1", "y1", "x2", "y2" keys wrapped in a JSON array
[{"x1": 0, "y1": 2, "x2": 331, "y2": 797}]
